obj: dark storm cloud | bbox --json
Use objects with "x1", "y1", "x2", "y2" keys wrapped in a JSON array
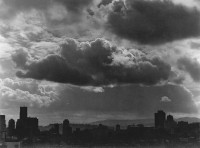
[
  {"x1": 56, "y1": 0, "x2": 93, "y2": 12},
  {"x1": 11, "y1": 49, "x2": 28, "y2": 69},
  {"x1": 177, "y1": 56, "x2": 200, "y2": 82},
  {"x1": 87, "y1": 8, "x2": 95, "y2": 16},
  {"x1": 3, "y1": 0, "x2": 93, "y2": 11},
  {"x1": 58, "y1": 38, "x2": 171, "y2": 85},
  {"x1": 107, "y1": 0, "x2": 200, "y2": 44},
  {"x1": 1, "y1": 0, "x2": 94, "y2": 19},
  {"x1": 13, "y1": 38, "x2": 171, "y2": 85},
  {"x1": 50, "y1": 84, "x2": 198, "y2": 116},
  {"x1": 97, "y1": 0, "x2": 113, "y2": 8},
  {"x1": 168, "y1": 71, "x2": 185, "y2": 84},
  {"x1": 16, "y1": 54, "x2": 93, "y2": 85}
]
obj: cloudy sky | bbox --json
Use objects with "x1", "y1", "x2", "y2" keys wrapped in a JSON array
[{"x1": 1, "y1": 0, "x2": 200, "y2": 125}]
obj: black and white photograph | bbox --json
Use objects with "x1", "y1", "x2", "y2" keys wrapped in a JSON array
[{"x1": 0, "y1": 0, "x2": 200, "y2": 147}]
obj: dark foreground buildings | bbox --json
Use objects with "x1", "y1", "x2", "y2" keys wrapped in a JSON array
[
  {"x1": 0, "y1": 115, "x2": 6, "y2": 141},
  {"x1": 15, "y1": 107, "x2": 39, "y2": 139},
  {"x1": 7, "y1": 119, "x2": 15, "y2": 137},
  {"x1": 0, "y1": 108, "x2": 200, "y2": 147},
  {"x1": 62, "y1": 119, "x2": 72, "y2": 142},
  {"x1": 155, "y1": 110, "x2": 166, "y2": 129}
]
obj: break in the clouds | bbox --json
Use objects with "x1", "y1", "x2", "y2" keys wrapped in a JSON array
[
  {"x1": 177, "y1": 56, "x2": 200, "y2": 82},
  {"x1": 12, "y1": 38, "x2": 171, "y2": 85},
  {"x1": 107, "y1": 0, "x2": 200, "y2": 44},
  {"x1": 49, "y1": 84, "x2": 198, "y2": 117}
]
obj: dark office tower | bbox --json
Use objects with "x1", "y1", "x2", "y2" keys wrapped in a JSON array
[
  {"x1": 0, "y1": 115, "x2": 6, "y2": 132},
  {"x1": 63, "y1": 119, "x2": 72, "y2": 141},
  {"x1": 0, "y1": 115, "x2": 6, "y2": 140},
  {"x1": 51, "y1": 123, "x2": 59, "y2": 135},
  {"x1": 155, "y1": 110, "x2": 166, "y2": 128},
  {"x1": 16, "y1": 107, "x2": 39, "y2": 139},
  {"x1": 116, "y1": 124, "x2": 120, "y2": 131},
  {"x1": 165, "y1": 114, "x2": 176, "y2": 131},
  {"x1": 20, "y1": 107, "x2": 27, "y2": 120},
  {"x1": 27, "y1": 117, "x2": 39, "y2": 137},
  {"x1": 167, "y1": 115, "x2": 173, "y2": 122},
  {"x1": 8, "y1": 119, "x2": 15, "y2": 137}
]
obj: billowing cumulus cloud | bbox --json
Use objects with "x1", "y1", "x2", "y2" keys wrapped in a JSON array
[
  {"x1": 161, "y1": 96, "x2": 171, "y2": 102},
  {"x1": 177, "y1": 56, "x2": 200, "y2": 82},
  {"x1": 107, "y1": 0, "x2": 200, "y2": 44},
  {"x1": 12, "y1": 49, "x2": 29, "y2": 69},
  {"x1": 1, "y1": 0, "x2": 200, "y2": 124},
  {"x1": 190, "y1": 41, "x2": 200, "y2": 49},
  {"x1": 81, "y1": 86, "x2": 104, "y2": 93},
  {"x1": 13, "y1": 38, "x2": 171, "y2": 85},
  {"x1": 0, "y1": 0, "x2": 95, "y2": 34},
  {"x1": 0, "y1": 78, "x2": 58, "y2": 109}
]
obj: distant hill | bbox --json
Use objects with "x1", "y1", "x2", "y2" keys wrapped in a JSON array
[
  {"x1": 176, "y1": 117, "x2": 200, "y2": 123},
  {"x1": 39, "y1": 117, "x2": 200, "y2": 132},
  {"x1": 91, "y1": 119, "x2": 154, "y2": 128},
  {"x1": 39, "y1": 123, "x2": 98, "y2": 133},
  {"x1": 90, "y1": 117, "x2": 200, "y2": 128}
]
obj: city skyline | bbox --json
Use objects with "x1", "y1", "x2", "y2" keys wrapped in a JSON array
[
  {"x1": 1, "y1": 0, "x2": 200, "y2": 126},
  {"x1": 0, "y1": 107, "x2": 199, "y2": 131},
  {"x1": 1, "y1": 107, "x2": 200, "y2": 127},
  {"x1": 0, "y1": 106, "x2": 199, "y2": 147}
]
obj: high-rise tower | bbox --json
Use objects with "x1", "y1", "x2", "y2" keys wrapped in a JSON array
[
  {"x1": 63, "y1": 119, "x2": 72, "y2": 141},
  {"x1": 154, "y1": 110, "x2": 166, "y2": 128},
  {"x1": 0, "y1": 115, "x2": 6, "y2": 132},
  {"x1": 20, "y1": 107, "x2": 27, "y2": 120},
  {"x1": 8, "y1": 119, "x2": 15, "y2": 137}
]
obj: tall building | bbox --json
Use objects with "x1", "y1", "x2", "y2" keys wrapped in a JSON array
[
  {"x1": 167, "y1": 115, "x2": 173, "y2": 122},
  {"x1": 0, "y1": 115, "x2": 6, "y2": 140},
  {"x1": 16, "y1": 107, "x2": 39, "y2": 139},
  {"x1": 50, "y1": 123, "x2": 59, "y2": 135},
  {"x1": 63, "y1": 119, "x2": 72, "y2": 141},
  {"x1": 165, "y1": 115, "x2": 177, "y2": 132},
  {"x1": 154, "y1": 110, "x2": 166, "y2": 128},
  {"x1": 116, "y1": 124, "x2": 121, "y2": 131},
  {"x1": 0, "y1": 115, "x2": 6, "y2": 132},
  {"x1": 20, "y1": 107, "x2": 27, "y2": 120},
  {"x1": 8, "y1": 119, "x2": 15, "y2": 137}
]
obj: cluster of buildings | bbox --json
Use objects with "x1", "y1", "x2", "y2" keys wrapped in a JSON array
[
  {"x1": 0, "y1": 108, "x2": 200, "y2": 147},
  {"x1": 0, "y1": 107, "x2": 39, "y2": 141},
  {"x1": 155, "y1": 110, "x2": 178, "y2": 131},
  {"x1": 154, "y1": 110, "x2": 200, "y2": 135},
  {"x1": 0, "y1": 107, "x2": 39, "y2": 147}
]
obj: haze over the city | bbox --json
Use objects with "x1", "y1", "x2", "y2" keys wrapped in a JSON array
[{"x1": 1, "y1": 0, "x2": 200, "y2": 125}]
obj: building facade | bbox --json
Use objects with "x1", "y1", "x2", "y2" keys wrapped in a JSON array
[{"x1": 154, "y1": 110, "x2": 166, "y2": 128}]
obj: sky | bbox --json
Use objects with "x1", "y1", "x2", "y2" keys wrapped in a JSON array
[{"x1": 1, "y1": 0, "x2": 200, "y2": 125}]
